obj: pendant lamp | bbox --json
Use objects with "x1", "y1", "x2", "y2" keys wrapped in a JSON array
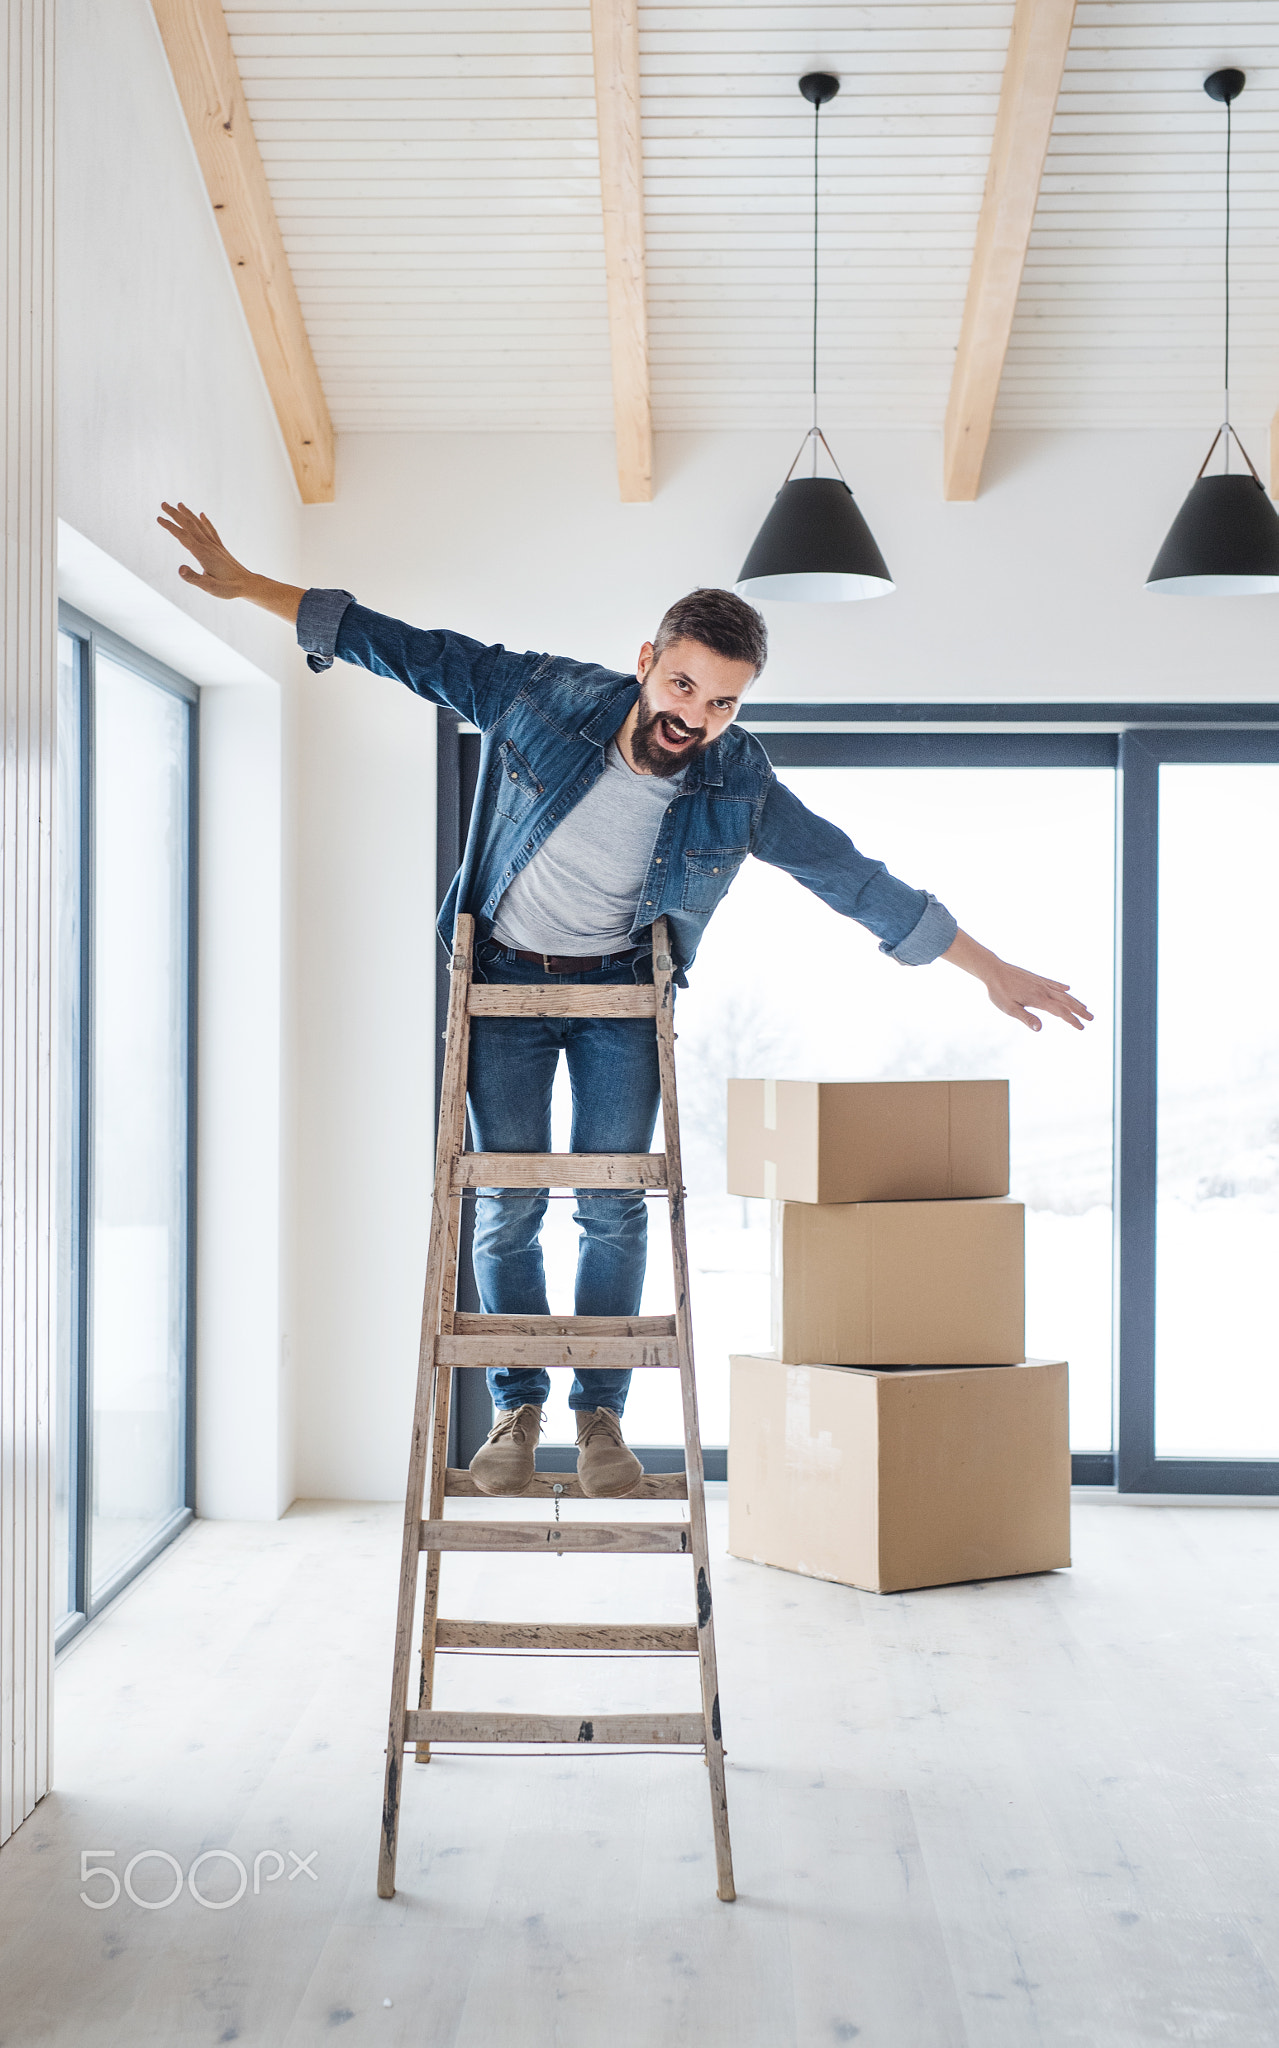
[
  {"x1": 736, "y1": 73, "x2": 895, "y2": 603},
  {"x1": 1147, "y1": 69, "x2": 1279, "y2": 595}
]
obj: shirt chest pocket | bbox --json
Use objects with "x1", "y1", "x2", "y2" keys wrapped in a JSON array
[
  {"x1": 682, "y1": 846, "x2": 747, "y2": 913},
  {"x1": 494, "y1": 739, "x2": 543, "y2": 823}
]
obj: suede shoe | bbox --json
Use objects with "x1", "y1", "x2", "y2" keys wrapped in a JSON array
[
  {"x1": 575, "y1": 1408, "x2": 644, "y2": 1498},
  {"x1": 469, "y1": 1404, "x2": 542, "y2": 1495}
]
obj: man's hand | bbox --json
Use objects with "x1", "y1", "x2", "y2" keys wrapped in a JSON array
[
  {"x1": 942, "y1": 929, "x2": 1093, "y2": 1034},
  {"x1": 157, "y1": 502, "x2": 304, "y2": 625}
]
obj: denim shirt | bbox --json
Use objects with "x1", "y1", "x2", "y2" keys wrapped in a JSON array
[{"x1": 298, "y1": 589, "x2": 958, "y2": 978}]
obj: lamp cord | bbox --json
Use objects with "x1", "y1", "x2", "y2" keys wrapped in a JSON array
[
  {"x1": 1223, "y1": 96, "x2": 1232, "y2": 469},
  {"x1": 811, "y1": 95, "x2": 821, "y2": 471}
]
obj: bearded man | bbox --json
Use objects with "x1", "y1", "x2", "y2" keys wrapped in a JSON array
[{"x1": 158, "y1": 501, "x2": 1091, "y2": 1500}]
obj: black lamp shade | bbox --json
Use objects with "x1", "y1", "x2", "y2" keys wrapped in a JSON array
[
  {"x1": 1147, "y1": 472, "x2": 1279, "y2": 594},
  {"x1": 736, "y1": 476, "x2": 894, "y2": 603}
]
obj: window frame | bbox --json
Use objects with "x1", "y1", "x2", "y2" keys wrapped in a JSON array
[
  {"x1": 437, "y1": 699, "x2": 1279, "y2": 1496},
  {"x1": 56, "y1": 605, "x2": 199, "y2": 1650}
]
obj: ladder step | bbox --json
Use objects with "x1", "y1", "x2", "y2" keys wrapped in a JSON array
[
  {"x1": 419, "y1": 1519, "x2": 692, "y2": 1554},
  {"x1": 434, "y1": 1621, "x2": 699, "y2": 1652},
  {"x1": 437, "y1": 1335, "x2": 677, "y2": 1370},
  {"x1": 469, "y1": 986, "x2": 658, "y2": 1020},
  {"x1": 444, "y1": 1469, "x2": 688, "y2": 1500},
  {"x1": 452, "y1": 1152, "x2": 668, "y2": 1191},
  {"x1": 452, "y1": 1313, "x2": 675, "y2": 1338},
  {"x1": 404, "y1": 1710, "x2": 706, "y2": 1745}
]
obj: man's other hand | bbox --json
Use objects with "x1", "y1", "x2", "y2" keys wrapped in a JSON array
[
  {"x1": 157, "y1": 503, "x2": 305, "y2": 624},
  {"x1": 942, "y1": 930, "x2": 1093, "y2": 1034}
]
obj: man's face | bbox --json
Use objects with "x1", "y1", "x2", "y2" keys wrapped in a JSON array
[{"x1": 630, "y1": 636, "x2": 755, "y2": 777}]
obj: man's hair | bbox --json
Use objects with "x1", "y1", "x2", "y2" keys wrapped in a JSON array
[{"x1": 651, "y1": 588, "x2": 768, "y2": 680}]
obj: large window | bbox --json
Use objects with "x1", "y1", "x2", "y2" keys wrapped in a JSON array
[
  {"x1": 1154, "y1": 764, "x2": 1279, "y2": 1461},
  {"x1": 642, "y1": 761, "x2": 1116, "y2": 1454},
  {"x1": 56, "y1": 613, "x2": 197, "y2": 1645},
  {"x1": 439, "y1": 708, "x2": 1279, "y2": 1496}
]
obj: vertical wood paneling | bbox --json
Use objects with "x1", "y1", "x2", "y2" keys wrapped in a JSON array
[{"x1": 1, "y1": 0, "x2": 55, "y2": 1850}]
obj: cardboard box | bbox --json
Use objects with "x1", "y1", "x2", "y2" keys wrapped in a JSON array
[
  {"x1": 726, "y1": 1078, "x2": 1009, "y2": 1204},
  {"x1": 772, "y1": 1197, "x2": 1025, "y2": 1366},
  {"x1": 728, "y1": 1353, "x2": 1070, "y2": 1593}
]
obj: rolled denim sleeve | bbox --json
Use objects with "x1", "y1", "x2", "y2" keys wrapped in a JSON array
[
  {"x1": 297, "y1": 587, "x2": 355, "y2": 672},
  {"x1": 880, "y1": 892, "x2": 958, "y2": 965},
  {"x1": 752, "y1": 775, "x2": 957, "y2": 965}
]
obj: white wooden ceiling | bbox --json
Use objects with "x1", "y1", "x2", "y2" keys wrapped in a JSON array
[{"x1": 226, "y1": 3, "x2": 1279, "y2": 439}]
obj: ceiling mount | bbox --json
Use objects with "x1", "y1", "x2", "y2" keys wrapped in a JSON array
[
  {"x1": 799, "y1": 72, "x2": 840, "y2": 107},
  {"x1": 1204, "y1": 68, "x2": 1245, "y2": 104}
]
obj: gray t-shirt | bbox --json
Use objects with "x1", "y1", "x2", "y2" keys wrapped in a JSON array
[{"x1": 492, "y1": 740, "x2": 685, "y2": 954}]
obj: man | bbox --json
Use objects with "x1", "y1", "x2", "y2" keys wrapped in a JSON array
[{"x1": 158, "y1": 501, "x2": 1093, "y2": 1500}]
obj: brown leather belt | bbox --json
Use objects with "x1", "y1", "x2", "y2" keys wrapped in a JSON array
[{"x1": 507, "y1": 947, "x2": 637, "y2": 974}]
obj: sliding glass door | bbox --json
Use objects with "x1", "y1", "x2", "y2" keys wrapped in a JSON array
[{"x1": 56, "y1": 612, "x2": 197, "y2": 1644}]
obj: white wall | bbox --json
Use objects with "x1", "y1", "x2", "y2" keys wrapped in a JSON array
[
  {"x1": 57, "y1": 0, "x2": 303, "y2": 1518},
  {"x1": 294, "y1": 420, "x2": 1279, "y2": 1502},
  {"x1": 284, "y1": 639, "x2": 436, "y2": 1504},
  {"x1": 56, "y1": 0, "x2": 301, "y2": 683}
]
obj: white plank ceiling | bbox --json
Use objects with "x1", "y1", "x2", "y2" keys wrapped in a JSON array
[{"x1": 225, "y1": 2, "x2": 1279, "y2": 438}]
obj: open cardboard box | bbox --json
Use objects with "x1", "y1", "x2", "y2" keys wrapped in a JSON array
[{"x1": 729, "y1": 1354, "x2": 1070, "y2": 1594}]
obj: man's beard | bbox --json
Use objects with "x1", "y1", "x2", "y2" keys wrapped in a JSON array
[{"x1": 629, "y1": 684, "x2": 709, "y2": 778}]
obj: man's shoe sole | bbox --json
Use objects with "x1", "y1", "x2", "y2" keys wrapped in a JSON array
[{"x1": 468, "y1": 1469, "x2": 535, "y2": 1497}]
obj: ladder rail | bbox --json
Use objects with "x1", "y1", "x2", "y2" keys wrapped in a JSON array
[
  {"x1": 378, "y1": 916, "x2": 475, "y2": 1895},
  {"x1": 652, "y1": 921, "x2": 736, "y2": 1902},
  {"x1": 414, "y1": 1014, "x2": 471, "y2": 1765}
]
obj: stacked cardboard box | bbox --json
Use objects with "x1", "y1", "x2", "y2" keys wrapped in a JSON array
[{"x1": 725, "y1": 1079, "x2": 1070, "y2": 1593}]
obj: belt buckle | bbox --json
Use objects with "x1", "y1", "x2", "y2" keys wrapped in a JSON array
[{"x1": 542, "y1": 952, "x2": 554, "y2": 974}]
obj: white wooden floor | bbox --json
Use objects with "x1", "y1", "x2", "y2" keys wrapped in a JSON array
[{"x1": 3, "y1": 1495, "x2": 1279, "y2": 2047}]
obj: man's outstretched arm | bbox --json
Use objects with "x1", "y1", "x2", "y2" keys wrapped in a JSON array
[
  {"x1": 158, "y1": 500, "x2": 526, "y2": 727},
  {"x1": 752, "y1": 775, "x2": 1093, "y2": 1035},
  {"x1": 158, "y1": 502, "x2": 304, "y2": 623}
]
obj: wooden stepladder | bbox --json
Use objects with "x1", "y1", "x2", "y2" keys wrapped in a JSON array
[{"x1": 377, "y1": 912, "x2": 734, "y2": 1902}]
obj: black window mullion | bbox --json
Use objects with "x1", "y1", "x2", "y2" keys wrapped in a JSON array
[
  {"x1": 1115, "y1": 733, "x2": 1159, "y2": 1491},
  {"x1": 435, "y1": 711, "x2": 488, "y2": 1467},
  {"x1": 184, "y1": 692, "x2": 199, "y2": 1517},
  {"x1": 57, "y1": 628, "x2": 93, "y2": 1646}
]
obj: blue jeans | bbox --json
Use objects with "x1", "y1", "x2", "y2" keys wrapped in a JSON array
[{"x1": 466, "y1": 941, "x2": 662, "y2": 1417}]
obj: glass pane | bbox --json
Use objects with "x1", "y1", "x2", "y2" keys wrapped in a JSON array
[
  {"x1": 90, "y1": 654, "x2": 190, "y2": 1599},
  {"x1": 1156, "y1": 763, "x2": 1279, "y2": 1460},
  {"x1": 535, "y1": 764, "x2": 1115, "y2": 1451},
  {"x1": 55, "y1": 631, "x2": 82, "y2": 1624}
]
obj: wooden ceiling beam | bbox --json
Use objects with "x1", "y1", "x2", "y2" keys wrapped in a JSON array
[
  {"x1": 151, "y1": 0, "x2": 335, "y2": 503},
  {"x1": 590, "y1": 0, "x2": 653, "y2": 503},
  {"x1": 943, "y1": 0, "x2": 1076, "y2": 501}
]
